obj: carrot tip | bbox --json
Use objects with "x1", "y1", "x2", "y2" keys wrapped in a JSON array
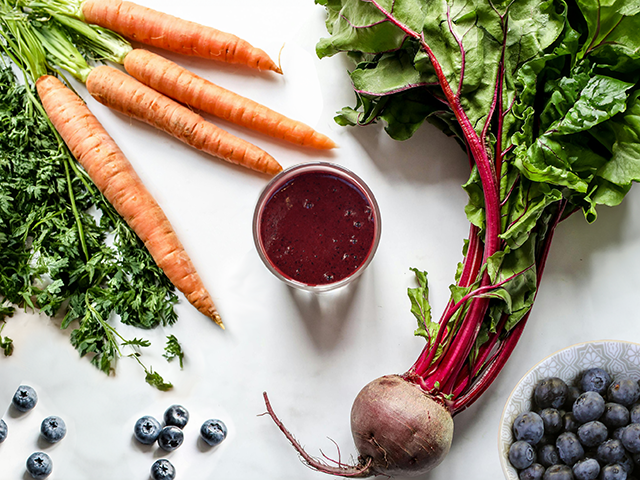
[{"x1": 213, "y1": 313, "x2": 225, "y2": 329}]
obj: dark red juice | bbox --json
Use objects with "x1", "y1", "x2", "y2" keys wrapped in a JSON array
[{"x1": 259, "y1": 171, "x2": 376, "y2": 286}]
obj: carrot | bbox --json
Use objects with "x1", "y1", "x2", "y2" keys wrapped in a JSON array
[
  {"x1": 85, "y1": 65, "x2": 283, "y2": 175},
  {"x1": 123, "y1": 49, "x2": 337, "y2": 150},
  {"x1": 36, "y1": 74, "x2": 224, "y2": 327},
  {"x1": 80, "y1": 0, "x2": 281, "y2": 73}
]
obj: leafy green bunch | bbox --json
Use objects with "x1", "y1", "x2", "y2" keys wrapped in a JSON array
[
  {"x1": 0, "y1": 3, "x2": 182, "y2": 389},
  {"x1": 316, "y1": 0, "x2": 640, "y2": 410}
]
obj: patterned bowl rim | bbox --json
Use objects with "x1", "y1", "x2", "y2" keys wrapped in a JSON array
[{"x1": 497, "y1": 339, "x2": 640, "y2": 478}]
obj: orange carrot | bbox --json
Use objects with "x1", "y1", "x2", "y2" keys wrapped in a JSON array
[
  {"x1": 123, "y1": 49, "x2": 337, "y2": 150},
  {"x1": 36, "y1": 74, "x2": 223, "y2": 327},
  {"x1": 85, "y1": 65, "x2": 283, "y2": 176},
  {"x1": 81, "y1": 0, "x2": 281, "y2": 73}
]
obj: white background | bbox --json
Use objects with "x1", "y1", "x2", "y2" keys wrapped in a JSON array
[{"x1": 2, "y1": 1, "x2": 640, "y2": 479}]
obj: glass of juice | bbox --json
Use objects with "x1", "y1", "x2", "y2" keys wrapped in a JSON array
[{"x1": 253, "y1": 162, "x2": 381, "y2": 292}]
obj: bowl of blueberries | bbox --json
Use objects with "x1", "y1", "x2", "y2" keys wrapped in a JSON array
[{"x1": 499, "y1": 340, "x2": 640, "y2": 480}]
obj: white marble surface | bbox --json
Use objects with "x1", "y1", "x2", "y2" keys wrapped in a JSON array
[{"x1": 2, "y1": 1, "x2": 640, "y2": 479}]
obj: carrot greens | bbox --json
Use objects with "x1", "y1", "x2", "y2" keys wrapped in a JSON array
[{"x1": 0, "y1": 7, "x2": 179, "y2": 389}]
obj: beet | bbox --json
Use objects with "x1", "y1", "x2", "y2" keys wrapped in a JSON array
[
  {"x1": 350, "y1": 375, "x2": 453, "y2": 476},
  {"x1": 263, "y1": 375, "x2": 453, "y2": 477}
]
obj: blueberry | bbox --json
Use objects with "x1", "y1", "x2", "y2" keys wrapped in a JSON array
[
  {"x1": 539, "y1": 433, "x2": 559, "y2": 446},
  {"x1": 622, "y1": 424, "x2": 640, "y2": 453},
  {"x1": 572, "y1": 458, "x2": 600, "y2": 480},
  {"x1": 540, "y1": 409, "x2": 564, "y2": 435},
  {"x1": 536, "y1": 378, "x2": 570, "y2": 410},
  {"x1": 564, "y1": 412, "x2": 581, "y2": 433},
  {"x1": 538, "y1": 444, "x2": 561, "y2": 467},
  {"x1": 520, "y1": 463, "x2": 545, "y2": 480},
  {"x1": 581, "y1": 368, "x2": 612, "y2": 396},
  {"x1": 510, "y1": 440, "x2": 537, "y2": 470},
  {"x1": 157, "y1": 426, "x2": 183, "y2": 452},
  {"x1": 557, "y1": 431, "x2": 585, "y2": 466},
  {"x1": 200, "y1": 418, "x2": 227, "y2": 447},
  {"x1": 12, "y1": 385, "x2": 37, "y2": 412},
  {"x1": 577, "y1": 421, "x2": 608, "y2": 448},
  {"x1": 574, "y1": 391, "x2": 606, "y2": 423},
  {"x1": 163, "y1": 405, "x2": 189, "y2": 429},
  {"x1": 602, "y1": 404, "x2": 631, "y2": 429},
  {"x1": 613, "y1": 427, "x2": 628, "y2": 441},
  {"x1": 134, "y1": 415, "x2": 161, "y2": 445},
  {"x1": 597, "y1": 439, "x2": 626, "y2": 465},
  {"x1": 150, "y1": 459, "x2": 176, "y2": 480},
  {"x1": 600, "y1": 464, "x2": 628, "y2": 480},
  {"x1": 566, "y1": 387, "x2": 583, "y2": 410},
  {"x1": 0, "y1": 419, "x2": 7, "y2": 443},
  {"x1": 543, "y1": 464, "x2": 573, "y2": 480},
  {"x1": 514, "y1": 412, "x2": 545, "y2": 445},
  {"x1": 26, "y1": 452, "x2": 52, "y2": 479},
  {"x1": 630, "y1": 404, "x2": 640, "y2": 424},
  {"x1": 609, "y1": 379, "x2": 640, "y2": 407},
  {"x1": 620, "y1": 451, "x2": 635, "y2": 475},
  {"x1": 40, "y1": 416, "x2": 66, "y2": 443}
]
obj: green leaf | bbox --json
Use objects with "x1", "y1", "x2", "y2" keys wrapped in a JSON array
[
  {"x1": 575, "y1": 0, "x2": 640, "y2": 71},
  {"x1": 163, "y1": 334, "x2": 184, "y2": 369},
  {"x1": 551, "y1": 75, "x2": 635, "y2": 135},
  {"x1": 144, "y1": 367, "x2": 173, "y2": 392},
  {"x1": 408, "y1": 268, "x2": 437, "y2": 341}
]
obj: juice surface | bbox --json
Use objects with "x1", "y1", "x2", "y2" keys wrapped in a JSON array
[{"x1": 259, "y1": 171, "x2": 376, "y2": 285}]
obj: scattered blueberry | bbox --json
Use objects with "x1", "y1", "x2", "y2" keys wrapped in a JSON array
[
  {"x1": 0, "y1": 419, "x2": 6, "y2": 443},
  {"x1": 157, "y1": 426, "x2": 184, "y2": 452},
  {"x1": 556, "y1": 431, "x2": 585, "y2": 465},
  {"x1": 150, "y1": 459, "x2": 176, "y2": 480},
  {"x1": 200, "y1": 419, "x2": 227, "y2": 447},
  {"x1": 581, "y1": 368, "x2": 612, "y2": 396},
  {"x1": 603, "y1": 404, "x2": 631, "y2": 429},
  {"x1": 577, "y1": 421, "x2": 608, "y2": 447},
  {"x1": 12, "y1": 385, "x2": 37, "y2": 412},
  {"x1": 540, "y1": 409, "x2": 563, "y2": 435},
  {"x1": 40, "y1": 416, "x2": 66, "y2": 443},
  {"x1": 510, "y1": 440, "x2": 537, "y2": 470},
  {"x1": 535, "y1": 378, "x2": 569, "y2": 410},
  {"x1": 622, "y1": 424, "x2": 640, "y2": 453},
  {"x1": 609, "y1": 379, "x2": 640, "y2": 407},
  {"x1": 597, "y1": 439, "x2": 627, "y2": 464},
  {"x1": 134, "y1": 415, "x2": 161, "y2": 445},
  {"x1": 26, "y1": 452, "x2": 52, "y2": 479},
  {"x1": 572, "y1": 457, "x2": 600, "y2": 480},
  {"x1": 514, "y1": 411, "x2": 545, "y2": 445},
  {"x1": 542, "y1": 464, "x2": 573, "y2": 479},
  {"x1": 163, "y1": 405, "x2": 189, "y2": 429},
  {"x1": 600, "y1": 464, "x2": 628, "y2": 480},
  {"x1": 573, "y1": 391, "x2": 606, "y2": 423},
  {"x1": 538, "y1": 443, "x2": 561, "y2": 467},
  {"x1": 519, "y1": 463, "x2": 545, "y2": 480}
]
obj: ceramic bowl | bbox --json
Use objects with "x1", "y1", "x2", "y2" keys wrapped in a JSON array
[{"x1": 498, "y1": 340, "x2": 640, "y2": 479}]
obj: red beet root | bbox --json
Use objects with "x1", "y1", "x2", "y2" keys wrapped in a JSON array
[
  {"x1": 263, "y1": 375, "x2": 454, "y2": 477},
  {"x1": 351, "y1": 375, "x2": 454, "y2": 476}
]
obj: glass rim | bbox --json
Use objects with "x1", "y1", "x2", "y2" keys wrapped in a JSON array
[{"x1": 252, "y1": 162, "x2": 382, "y2": 292}]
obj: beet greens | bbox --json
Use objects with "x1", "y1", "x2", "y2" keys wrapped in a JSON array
[
  {"x1": 316, "y1": 0, "x2": 640, "y2": 411},
  {"x1": 264, "y1": 0, "x2": 640, "y2": 477}
]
